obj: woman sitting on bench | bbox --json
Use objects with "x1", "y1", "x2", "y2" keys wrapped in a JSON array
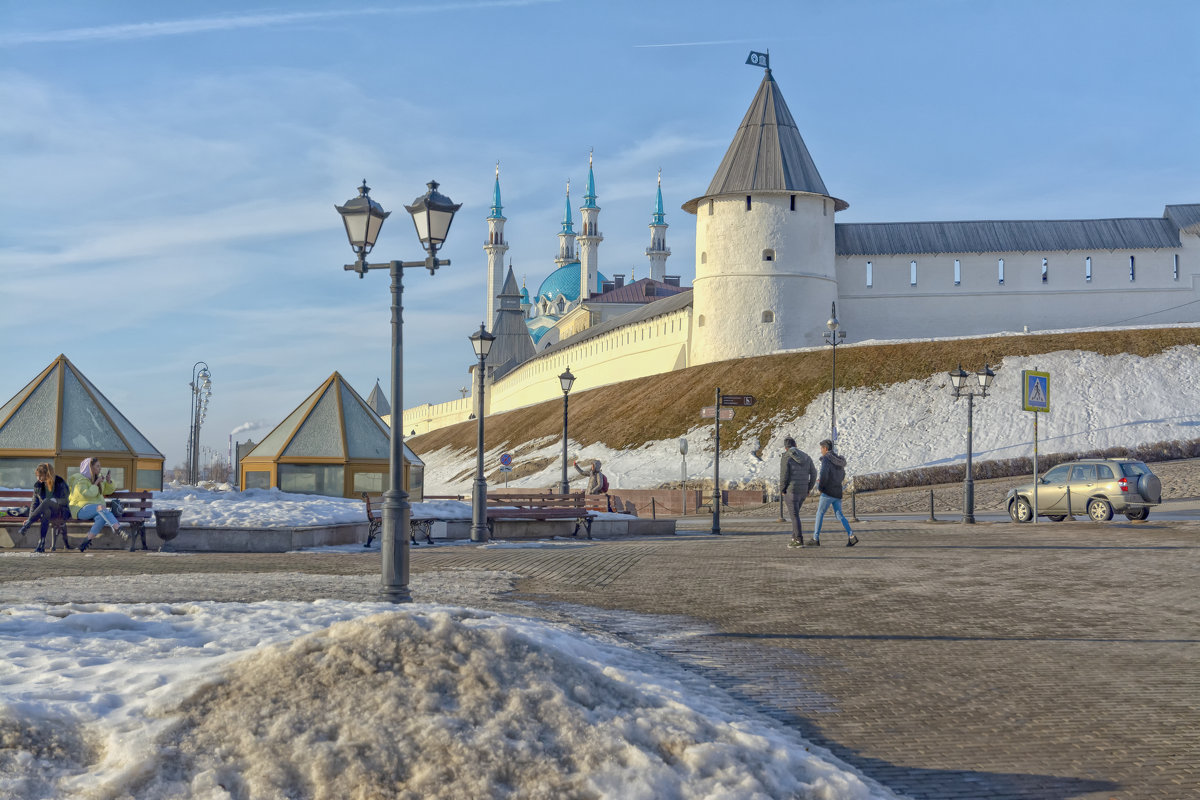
[
  {"x1": 18, "y1": 462, "x2": 71, "y2": 552},
  {"x1": 70, "y1": 457, "x2": 127, "y2": 552}
]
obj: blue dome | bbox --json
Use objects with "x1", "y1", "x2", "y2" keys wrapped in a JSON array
[{"x1": 535, "y1": 262, "x2": 608, "y2": 303}]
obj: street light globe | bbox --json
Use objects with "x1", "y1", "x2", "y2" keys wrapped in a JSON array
[
  {"x1": 335, "y1": 180, "x2": 390, "y2": 255},
  {"x1": 405, "y1": 180, "x2": 461, "y2": 257},
  {"x1": 826, "y1": 301, "x2": 840, "y2": 332},
  {"x1": 559, "y1": 366, "x2": 576, "y2": 395},
  {"x1": 469, "y1": 323, "x2": 495, "y2": 359}
]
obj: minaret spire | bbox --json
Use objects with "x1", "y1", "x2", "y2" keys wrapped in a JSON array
[
  {"x1": 483, "y1": 161, "x2": 509, "y2": 325},
  {"x1": 646, "y1": 168, "x2": 671, "y2": 282},
  {"x1": 555, "y1": 179, "x2": 576, "y2": 269},
  {"x1": 577, "y1": 150, "x2": 603, "y2": 301}
]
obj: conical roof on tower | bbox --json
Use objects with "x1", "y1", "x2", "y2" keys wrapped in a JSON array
[
  {"x1": 488, "y1": 162, "x2": 504, "y2": 220},
  {"x1": 560, "y1": 180, "x2": 575, "y2": 233},
  {"x1": 651, "y1": 169, "x2": 667, "y2": 226},
  {"x1": 487, "y1": 267, "x2": 537, "y2": 381},
  {"x1": 366, "y1": 379, "x2": 390, "y2": 417},
  {"x1": 683, "y1": 69, "x2": 846, "y2": 213},
  {"x1": 583, "y1": 151, "x2": 598, "y2": 209}
]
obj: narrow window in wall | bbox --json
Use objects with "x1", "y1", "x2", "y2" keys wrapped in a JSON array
[
  {"x1": 762, "y1": 310, "x2": 775, "y2": 323},
  {"x1": 698, "y1": 315, "x2": 706, "y2": 327},
  {"x1": 910, "y1": 260, "x2": 918, "y2": 286},
  {"x1": 1085, "y1": 256, "x2": 1092, "y2": 282},
  {"x1": 708, "y1": 200, "x2": 713, "y2": 215},
  {"x1": 700, "y1": 252, "x2": 707, "y2": 264},
  {"x1": 823, "y1": 199, "x2": 828, "y2": 216},
  {"x1": 866, "y1": 261, "x2": 873, "y2": 287},
  {"x1": 954, "y1": 259, "x2": 961, "y2": 286},
  {"x1": 1129, "y1": 255, "x2": 1136, "y2": 282},
  {"x1": 1042, "y1": 258, "x2": 1048, "y2": 283},
  {"x1": 790, "y1": 194, "x2": 796, "y2": 211},
  {"x1": 1174, "y1": 254, "x2": 1180, "y2": 281},
  {"x1": 746, "y1": 195, "x2": 752, "y2": 211},
  {"x1": 762, "y1": 249, "x2": 775, "y2": 262},
  {"x1": 998, "y1": 258, "x2": 1005, "y2": 285}
]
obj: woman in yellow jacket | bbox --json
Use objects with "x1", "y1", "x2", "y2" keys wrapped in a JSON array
[{"x1": 69, "y1": 457, "x2": 127, "y2": 552}]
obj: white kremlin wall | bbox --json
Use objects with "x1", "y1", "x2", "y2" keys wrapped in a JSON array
[{"x1": 837, "y1": 246, "x2": 1198, "y2": 340}]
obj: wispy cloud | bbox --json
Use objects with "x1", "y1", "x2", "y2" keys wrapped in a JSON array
[
  {"x1": 0, "y1": 1, "x2": 555, "y2": 47},
  {"x1": 633, "y1": 39, "x2": 764, "y2": 49}
]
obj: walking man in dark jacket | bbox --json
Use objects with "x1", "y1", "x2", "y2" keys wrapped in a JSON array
[
  {"x1": 780, "y1": 437, "x2": 817, "y2": 548},
  {"x1": 812, "y1": 439, "x2": 858, "y2": 546}
]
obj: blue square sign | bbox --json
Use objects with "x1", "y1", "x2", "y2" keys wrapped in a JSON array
[{"x1": 1022, "y1": 370, "x2": 1050, "y2": 413}]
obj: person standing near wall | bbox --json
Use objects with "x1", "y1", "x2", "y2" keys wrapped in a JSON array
[
  {"x1": 780, "y1": 437, "x2": 817, "y2": 548},
  {"x1": 812, "y1": 439, "x2": 858, "y2": 547}
]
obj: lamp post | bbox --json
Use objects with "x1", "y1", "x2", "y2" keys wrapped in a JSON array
[
  {"x1": 188, "y1": 362, "x2": 212, "y2": 485},
  {"x1": 336, "y1": 179, "x2": 460, "y2": 602},
  {"x1": 469, "y1": 323, "x2": 495, "y2": 543},
  {"x1": 823, "y1": 302, "x2": 847, "y2": 443},
  {"x1": 558, "y1": 366, "x2": 575, "y2": 494},
  {"x1": 949, "y1": 363, "x2": 995, "y2": 524}
]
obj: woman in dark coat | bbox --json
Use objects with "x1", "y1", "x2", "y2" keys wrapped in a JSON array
[{"x1": 19, "y1": 462, "x2": 71, "y2": 552}]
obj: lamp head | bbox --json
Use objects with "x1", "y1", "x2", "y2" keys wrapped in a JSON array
[
  {"x1": 336, "y1": 180, "x2": 390, "y2": 257},
  {"x1": 949, "y1": 363, "x2": 968, "y2": 392},
  {"x1": 405, "y1": 180, "x2": 460, "y2": 261},
  {"x1": 559, "y1": 366, "x2": 576, "y2": 394},
  {"x1": 977, "y1": 363, "x2": 995, "y2": 392},
  {"x1": 469, "y1": 322, "x2": 495, "y2": 360}
]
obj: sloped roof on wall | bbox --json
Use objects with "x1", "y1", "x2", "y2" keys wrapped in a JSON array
[
  {"x1": 1165, "y1": 204, "x2": 1200, "y2": 235},
  {"x1": 684, "y1": 69, "x2": 846, "y2": 213},
  {"x1": 835, "y1": 216, "x2": 1184, "y2": 257},
  {"x1": 0, "y1": 354, "x2": 162, "y2": 458},
  {"x1": 535, "y1": 289, "x2": 693, "y2": 359},
  {"x1": 245, "y1": 372, "x2": 421, "y2": 466}
]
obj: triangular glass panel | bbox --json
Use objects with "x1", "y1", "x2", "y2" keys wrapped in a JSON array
[
  {"x1": 74, "y1": 367, "x2": 161, "y2": 456},
  {"x1": 61, "y1": 369, "x2": 125, "y2": 452},
  {"x1": 247, "y1": 385, "x2": 325, "y2": 459},
  {"x1": 282, "y1": 384, "x2": 344, "y2": 458},
  {"x1": 0, "y1": 366, "x2": 60, "y2": 449},
  {"x1": 341, "y1": 382, "x2": 389, "y2": 460}
]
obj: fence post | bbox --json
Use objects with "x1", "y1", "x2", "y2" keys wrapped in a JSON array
[
  {"x1": 1065, "y1": 486, "x2": 1074, "y2": 521},
  {"x1": 850, "y1": 491, "x2": 859, "y2": 523},
  {"x1": 929, "y1": 489, "x2": 936, "y2": 522},
  {"x1": 651, "y1": 497, "x2": 657, "y2": 520}
]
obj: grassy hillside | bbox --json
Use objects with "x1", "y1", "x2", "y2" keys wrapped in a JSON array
[{"x1": 410, "y1": 328, "x2": 1200, "y2": 461}]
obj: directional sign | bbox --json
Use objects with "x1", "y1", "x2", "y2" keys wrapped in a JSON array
[
  {"x1": 720, "y1": 394, "x2": 756, "y2": 407},
  {"x1": 701, "y1": 406, "x2": 735, "y2": 420},
  {"x1": 1022, "y1": 370, "x2": 1050, "y2": 413},
  {"x1": 499, "y1": 453, "x2": 512, "y2": 466}
]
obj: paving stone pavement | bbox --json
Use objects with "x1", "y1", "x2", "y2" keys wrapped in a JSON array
[{"x1": 2, "y1": 517, "x2": 1197, "y2": 800}]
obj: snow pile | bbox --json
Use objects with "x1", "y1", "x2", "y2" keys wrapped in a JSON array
[
  {"x1": 422, "y1": 346, "x2": 1200, "y2": 493},
  {"x1": 0, "y1": 598, "x2": 891, "y2": 800}
]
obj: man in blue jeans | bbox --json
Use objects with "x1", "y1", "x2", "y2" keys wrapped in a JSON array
[{"x1": 812, "y1": 439, "x2": 859, "y2": 547}]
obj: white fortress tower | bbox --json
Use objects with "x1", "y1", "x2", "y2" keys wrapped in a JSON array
[
  {"x1": 646, "y1": 169, "x2": 671, "y2": 281},
  {"x1": 577, "y1": 152, "x2": 603, "y2": 300},
  {"x1": 483, "y1": 163, "x2": 509, "y2": 326},
  {"x1": 684, "y1": 68, "x2": 847, "y2": 365}
]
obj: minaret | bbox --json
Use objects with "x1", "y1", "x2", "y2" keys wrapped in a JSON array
[
  {"x1": 645, "y1": 169, "x2": 671, "y2": 282},
  {"x1": 578, "y1": 150, "x2": 603, "y2": 300},
  {"x1": 483, "y1": 162, "x2": 509, "y2": 327},
  {"x1": 555, "y1": 180, "x2": 576, "y2": 269}
]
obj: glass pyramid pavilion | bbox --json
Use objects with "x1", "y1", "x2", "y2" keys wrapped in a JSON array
[
  {"x1": 239, "y1": 372, "x2": 423, "y2": 499},
  {"x1": 0, "y1": 355, "x2": 164, "y2": 490}
]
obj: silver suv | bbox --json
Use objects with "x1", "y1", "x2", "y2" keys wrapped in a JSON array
[{"x1": 1006, "y1": 459, "x2": 1162, "y2": 523}]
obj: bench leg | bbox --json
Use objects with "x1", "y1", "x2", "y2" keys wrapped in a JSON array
[
  {"x1": 52, "y1": 523, "x2": 71, "y2": 552},
  {"x1": 486, "y1": 519, "x2": 495, "y2": 541},
  {"x1": 129, "y1": 523, "x2": 148, "y2": 551},
  {"x1": 365, "y1": 519, "x2": 381, "y2": 548},
  {"x1": 584, "y1": 516, "x2": 593, "y2": 540}
]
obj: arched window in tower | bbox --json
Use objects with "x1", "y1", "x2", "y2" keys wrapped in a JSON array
[
  {"x1": 746, "y1": 195, "x2": 752, "y2": 211},
  {"x1": 1085, "y1": 256, "x2": 1092, "y2": 282},
  {"x1": 762, "y1": 249, "x2": 775, "y2": 262},
  {"x1": 910, "y1": 260, "x2": 918, "y2": 287},
  {"x1": 1175, "y1": 253, "x2": 1180, "y2": 281},
  {"x1": 866, "y1": 261, "x2": 873, "y2": 287},
  {"x1": 1042, "y1": 258, "x2": 1049, "y2": 283},
  {"x1": 790, "y1": 194, "x2": 796, "y2": 211},
  {"x1": 1129, "y1": 255, "x2": 1136, "y2": 282},
  {"x1": 708, "y1": 200, "x2": 714, "y2": 215},
  {"x1": 700, "y1": 252, "x2": 707, "y2": 265},
  {"x1": 698, "y1": 314, "x2": 706, "y2": 327},
  {"x1": 762, "y1": 310, "x2": 775, "y2": 323}
]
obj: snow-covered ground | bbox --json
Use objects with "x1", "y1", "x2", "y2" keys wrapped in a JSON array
[
  {"x1": 0, "y1": 575, "x2": 895, "y2": 800},
  {"x1": 422, "y1": 344, "x2": 1200, "y2": 494}
]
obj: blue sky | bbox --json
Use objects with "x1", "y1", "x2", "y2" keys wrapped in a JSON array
[{"x1": 2, "y1": 0, "x2": 1197, "y2": 470}]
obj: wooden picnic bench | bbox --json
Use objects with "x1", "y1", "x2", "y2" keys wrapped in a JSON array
[
  {"x1": 0, "y1": 489, "x2": 155, "y2": 551},
  {"x1": 485, "y1": 492, "x2": 595, "y2": 540},
  {"x1": 361, "y1": 493, "x2": 466, "y2": 547}
]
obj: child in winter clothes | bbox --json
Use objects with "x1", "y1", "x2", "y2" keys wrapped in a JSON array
[{"x1": 70, "y1": 457, "x2": 127, "y2": 551}]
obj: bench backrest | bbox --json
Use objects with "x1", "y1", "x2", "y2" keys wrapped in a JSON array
[
  {"x1": 0, "y1": 489, "x2": 152, "y2": 520},
  {"x1": 485, "y1": 493, "x2": 587, "y2": 510}
]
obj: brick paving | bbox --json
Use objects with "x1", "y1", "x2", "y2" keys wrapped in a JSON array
[{"x1": 2, "y1": 517, "x2": 1197, "y2": 799}]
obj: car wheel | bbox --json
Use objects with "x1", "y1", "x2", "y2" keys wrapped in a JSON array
[
  {"x1": 1087, "y1": 498, "x2": 1113, "y2": 522},
  {"x1": 1047, "y1": 515, "x2": 1067, "y2": 522},
  {"x1": 1124, "y1": 507, "x2": 1150, "y2": 521},
  {"x1": 1010, "y1": 497, "x2": 1033, "y2": 523}
]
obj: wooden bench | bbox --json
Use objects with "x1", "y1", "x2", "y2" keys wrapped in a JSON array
[
  {"x1": 361, "y1": 493, "x2": 466, "y2": 547},
  {"x1": 486, "y1": 492, "x2": 595, "y2": 540},
  {"x1": 0, "y1": 489, "x2": 154, "y2": 551}
]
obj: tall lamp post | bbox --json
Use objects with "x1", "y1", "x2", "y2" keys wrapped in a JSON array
[
  {"x1": 469, "y1": 324, "x2": 495, "y2": 543},
  {"x1": 188, "y1": 362, "x2": 212, "y2": 485},
  {"x1": 558, "y1": 366, "x2": 575, "y2": 494},
  {"x1": 335, "y1": 179, "x2": 460, "y2": 602},
  {"x1": 950, "y1": 363, "x2": 995, "y2": 524},
  {"x1": 823, "y1": 302, "x2": 847, "y2": 443}
]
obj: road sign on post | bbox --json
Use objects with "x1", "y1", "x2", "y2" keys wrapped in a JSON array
[
  {"x1": 720, "y1": 394, "x2": 756, "y2": 407},
  {"x1": 701, "y1": 406, "x2": 735, "y2": 420},
  {"x1": 1022, "y1": 371, "x2": 1050, "y2": 413},
  {"x1": 499, "y1": 453, "x2": 512, "y2": 466}
]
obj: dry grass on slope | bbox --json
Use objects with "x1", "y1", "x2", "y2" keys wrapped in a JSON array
[{"x1": 410, "y1": 328, "x2": 1200, "y2": 459}]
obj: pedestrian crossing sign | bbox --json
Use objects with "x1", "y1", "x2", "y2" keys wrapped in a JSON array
[{"x1": 1022, "y1": 370, "x2": 1050, "y2": 413}]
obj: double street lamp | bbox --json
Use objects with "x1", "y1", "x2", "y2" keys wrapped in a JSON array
[
  {"x1": 188, "y1": 362, "x2": 212, "y2": 485},
  {"x1": 469, "y1": 324, "x2": 495, "y2": 543},
  {"x1": 558, "y1": 367, "x2": 575, "y2": 494},
  {"x1": 335, "y1": 179, "x2": 460, "y2": 602},
  {"x1": 949, "y1": 363, "x2": 995, "y2": 524},
  {"x1": 823, "y1": 302, "x2": 847, "y2": 443}
]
